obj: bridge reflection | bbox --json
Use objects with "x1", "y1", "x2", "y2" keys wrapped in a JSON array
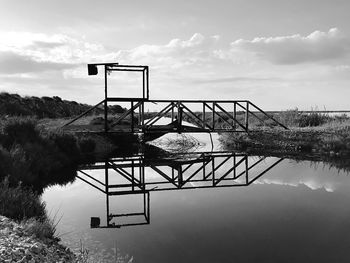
[{"x1": 77, "y1": 152, "x2": 283, "y2": 228}]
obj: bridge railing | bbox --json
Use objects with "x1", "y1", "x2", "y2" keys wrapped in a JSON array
[
  {"x1": 62, "y1": 98, "x2": 289, "y2": 133},
  {"x1": 107, "y1": 99, "x2": 289, "y2": 133}
]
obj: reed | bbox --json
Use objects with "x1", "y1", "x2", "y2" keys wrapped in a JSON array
[{"x1": 0, "y1": 177, "x2": 46, "y2": 221}]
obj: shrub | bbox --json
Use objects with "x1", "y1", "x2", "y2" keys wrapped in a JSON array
[
  {"x1": 0, "y1": 146, "x2": 12, "y2": 178},
  {"x1": 78, "y1": 137, "x2": 96, "y2": 154},
  {"x1": 45, "y1": 131, "x2": 80, "y2": 160},
  {"x1": 22, "y1": 216, "x2": 58, "y2": 240},
  {"x1": 297, "y1": 112, "x2": 329, "y2": 127},
  {"x1": 276, "y1": 108, "x2": 300, "y2": 127},
  {"x1": 0, "y1": 177, "x2": 46, "y2": 221},
  {"x1": 1, "y1": 117, "x2": 39, "y2": 148}
]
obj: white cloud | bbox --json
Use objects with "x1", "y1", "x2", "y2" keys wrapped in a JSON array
[
  {"x1": 0, "y1": 32, "x2": 105, "y2": 71},
  {"x1": 1, "y1": 29, "x2": 350, "y2": 109},
  {"x1": 231, "y1": 28, "x2": 350, "y2": 65},
  {"x1": 110, "y1": 33, "x2": 228, "y2": 69},
  {"x1": 0, "y1": 50, "x2": 76, "y2": 74}
]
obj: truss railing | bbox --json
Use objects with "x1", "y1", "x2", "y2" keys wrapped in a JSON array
[{"x1": 63, "y1": 98, "x2": 288, "y2": 133}]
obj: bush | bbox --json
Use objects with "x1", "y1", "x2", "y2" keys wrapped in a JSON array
[
  {"x1": 297, "y1": 112, "x2": 329, "y2": 127},
  {"x1": 1, "y1": 117, "x2": 39, "y2": 148},
  {"x1": 277, "y1": 109, "x2": 331, "y2": 127},
  {"x1": 78, "y1": 137, "x2": 96, "y2": 154},
  {"x1": 0, "y1": 146, "x2": 12, "y2": 178},
  {"x1": 45, "y1": 131, "x2": 80, "y2": 160},
  {"x1": 0, "y1": 178, "x2": 46, "y2": 221},
  {"x1": 22, "y1": 216, "x2": 58, "y2": 240}
]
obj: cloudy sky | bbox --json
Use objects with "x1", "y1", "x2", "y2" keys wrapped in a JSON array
[{"x1": 0, "y1": 0, "x2": 349, "y2": 110}]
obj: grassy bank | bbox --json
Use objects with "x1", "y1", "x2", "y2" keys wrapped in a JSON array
[
  {"x1": 0, "y1": 117, "x2": 98, "y2": 192},
  {"x1": 0, "y1": 117, "x2": 99, "y2": 242},
  {"x1": 220, "y1": 111, "x2": 350, "y2": 170}
]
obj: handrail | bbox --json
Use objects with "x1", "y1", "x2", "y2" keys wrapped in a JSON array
[
  {"x1": 109, "y1": 101, "x2": 143, "y2": 128},
  {"x1": 62, "y1": 100, "x2": 105, "y2": 127},
  {"x1": 248, "y1": 101, "x2": 289, "y2": 129},
  {"x1": 62, "y1": 98, "x2": 289, "y2": 132}
]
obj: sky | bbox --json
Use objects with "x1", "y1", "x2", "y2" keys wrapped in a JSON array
[{"x1": 0, "y1": 0, "x2": 349, "y2": 110}]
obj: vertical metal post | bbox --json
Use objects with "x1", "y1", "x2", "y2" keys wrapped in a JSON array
[
  {"x1": 212, "y1": 157, "x2": 215, "y2": 186},
  {"x1": 233, "y1": 155, "x2": 236, "y2": 179},
  {"x1": 202, "y1": 102, "x2": 206, "y2": 128},
  {"x1": 105, "y1": 162, "x2": 109, "y2": 226},
  {"x1": 178, "y1": 166, "x2": 183, "y2": 188},
  {"x1": 245, "y1": 156, "x2": 249, "y2": 184},
  {"x1": 146, "y1": 66, "x2": 149, "y2": 99},
  {"x1": 138, "y1": 102, "x2": 141, "y2": 126},
  {"x1": 171, "y1": 102, "x2": 174, "y2": 122},
  {"x1": 141, "y1": 162, "x2": 144, "y2": 190},
  {"x1": 143, "y1": 191, "x2": 146, "y2": 216},
  {"x1": 147, "y1": 191, "x2": 150, "y2": 223},
  {"x1": 177, "y1": 101, "x2": 182, "y2": 133},
  {"x1": 139, "y1": 160, "x2": 143, "y2": 188},
  {"x1": 131, "y1": 160, "x2": 135, "y2": 191},
  {"x1": 245, "y1": 102, "x2": 249, "y2": 131},
  {"x1": 131, "y1": 101, "x2": 134, "y2": 132},
  {"x1": 212, "y1": 102, "x2": 215, "y2": 130},
  {"x1": 104, "y1": 66, "x2": 108, "y2": 133},
  {"x1": 203, "y1": 158, "x2": 206, "y2": 180},
  {"x1": 141, "y1": 102, "x2": 145, "y2": 126},
  {"x1": 233, "y1": 102, "x2": 237, "y2": 130},
  {"x1": 143, "y1": 69, "x2": 145, "y2": 99}
]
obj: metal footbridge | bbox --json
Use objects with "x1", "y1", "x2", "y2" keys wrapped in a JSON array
[{"x1": 63, "y1": 63, "x2": 288, "y2": 137}]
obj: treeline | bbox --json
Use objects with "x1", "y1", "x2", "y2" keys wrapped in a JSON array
[{"x1": 0, "y1": 92, "x2": 125, "y2": 118}]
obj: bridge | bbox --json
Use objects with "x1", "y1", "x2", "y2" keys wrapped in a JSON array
[
  {"x1": 77, "y1": 151, "x2": 284, "y2": 228},
  {"x1": 62, "y1": 63, "x2": 288, "y2": 138}
]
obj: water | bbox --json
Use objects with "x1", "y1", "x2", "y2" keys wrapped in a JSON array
[{"x1": 42, "y1": 134, "x2": 350, "y2": 262}]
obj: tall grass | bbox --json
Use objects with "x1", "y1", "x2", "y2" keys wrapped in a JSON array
[
  {"x1": 0, "y1": 177, "x2": 46, "y2": 220},
  {"x1": 22, "y1": 214, "x2": 60, "y2": 240},
  {"x1": 276, "y1": 109, "x2": 331, "y2": 127}
]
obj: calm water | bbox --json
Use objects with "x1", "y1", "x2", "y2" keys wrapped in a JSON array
[{"x1": 42, "y1": 134, "x2": 350, "y2": 263}]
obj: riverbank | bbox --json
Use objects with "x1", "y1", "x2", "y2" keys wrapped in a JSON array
[
  {"x1": 0, "y1": 216, "x2": 78, "y2": 262},
  {"x1": 0, "y1": 117, "x2": 137, "y2": 262},
  {"x1": 220, "y1": 122, "x2": 350, "y2": 171}
]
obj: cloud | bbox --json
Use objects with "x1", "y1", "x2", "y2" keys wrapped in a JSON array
[
  {"x1": 0, "y1": 31, "x2": 108, "y2": 78},
  {"x1": 1, "y1": 29, "x2": 350, "y2": 109},
  {"x1": 231, "y1": 28, "x2": 350, "y2": 65},
  {"x1": 0, "y1": 50, "x2": 77, "y2": 74},
  {"x1": 190, "y1": 76, "x2": 281, "y2": 84},
  {"x1": 110, "y1": 33, "x2": 227, "y2": 69}
]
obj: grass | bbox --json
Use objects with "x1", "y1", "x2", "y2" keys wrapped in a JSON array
[
  {"x1": 0, "y1": 117, "x2": 98, "y2": 246},
  {"x1": 0, "y1": 176, "x2": 62, "y2": 241},
  {"x1": 22, "y1": 216, "x2": 60, "y2": 240},
  {"x1": 0, "y1": 177, "x2": 46, "y2": 220},
  {"x1": 220, "y1": 110, "x2": 350, "y2": 171},
  {"x1": 0, "y1": 117, "x2": 98, "y2": 191}
]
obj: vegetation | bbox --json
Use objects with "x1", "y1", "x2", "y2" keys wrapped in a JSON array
[
  {"x1": 0, "y1": 117, "x2": 97, "y2": 193},
  {"x1": 0, "y1": 176, "x2": 59, "y2": 240},
  {"x1": 0, "y1": 177, "x2": 46, "y2": 221},
  {"x1": 0, "y1": 116, "x2": 99, "y2": 243},
  {"x1": 0, "y1": 92, "x2": 125, "y2": 119},
  {"x1": 220, "y1": 110, "x2": 350, "y2": 169}
]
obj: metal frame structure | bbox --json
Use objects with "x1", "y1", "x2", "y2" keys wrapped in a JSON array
[
  {"x1": 77, "y1": 152, "x2": 284, "y2": 228},
  {"x1": 63, "y1": 63, "x2": 288, "y2": 134}
]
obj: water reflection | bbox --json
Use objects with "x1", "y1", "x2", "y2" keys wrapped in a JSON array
[{"x1": 76, "y1": 152, "x2": 283, "y2": 228}]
